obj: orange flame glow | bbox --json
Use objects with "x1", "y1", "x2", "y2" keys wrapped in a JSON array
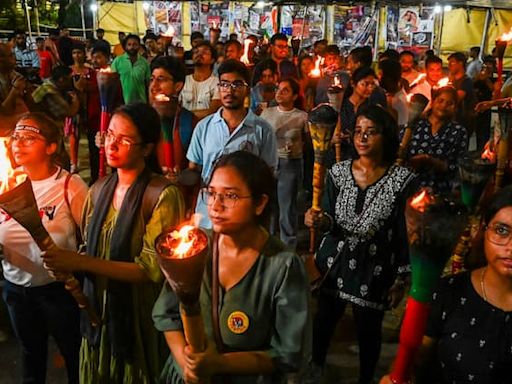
[
  {"x1": 481, "y1": 142, "x2": 497, "y2": 163},
  {"x1": 0, "y1": 139, "x2": 26, "y2": 195},
  {"x1": 409, "y1": 188, "x2": 434, "y2": 214},
  {"x1": 406, "y1": 93, "x2": 414, "y2": 103},
  {"x1": 155, "y1": 94, "x2": 170, "y2": 102},
  {"x1": 498, "y1": 27, "x2": 512, "y2": 42},
  {"x1": 240, "y1": 39, "x2": 253, "y2": 65},
  {"x1": 168, "y1": 225, "x2": 196, "y2": 259},
  {"x1": 98, "y1": 66, "x2": 112, "y2": 73},
  {"x1": 333, "y1": 75, "x2": 341, "y2": 87},
  {"x1": 309, "y1": 57, "x2": 324, "y2": 78},
  {"x1": 437, "y1": 77, "x2": 450, "y2": 87},
  {"x1": 409, "y1": 73, "x2": 426, "y2": 88},
  {"x1": 162, "y1": 25, "x2": 175, "y2": 38}
]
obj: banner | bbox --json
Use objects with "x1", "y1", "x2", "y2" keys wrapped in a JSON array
[{"x1": 333, "y1": 5, "x2": 377, "y2": 53}]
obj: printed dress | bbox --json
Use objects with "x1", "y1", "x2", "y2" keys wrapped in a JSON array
[
  {"x1": 316, "y1": 160, "x2": 416, "y2": 310},
  {"x1": 152, "y1": 236, "x2": 310, "y2": 384},
  {"x1": 425, "y1": 272, "x2": 512, "y2": 383}
]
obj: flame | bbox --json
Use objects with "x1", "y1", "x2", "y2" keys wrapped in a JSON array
[
  {"x1": 0, "y1": 139, "x2": 25, "y2": 195},
  {"x1": 437, "y1": 77, "x2": 450, "y2": 87},
  {"x1": 155, "y1": 94, "x2": 170, "y2": 102},
  {"x1": 409, "y1": 188, "x2": 433, "y2": 214},
  {"x1": 406, "y1": 93, "x2": 414, "y2": 103},
  {"x1": 211, "y1": 21, "x2": 218, "y2": 29},
  {"x1": 409, "y1": 73, "x2": 426, "y2": 88},
  {"x1": 162, "y1": 25, "x2": 175, "y2": 38},
  {"x1": 98, "y1": 67, "x2": 112, "y2": 73},
  {"x1": 481, "y1": 142, "x2": 497, "y2": 163},
  {"x1": 333, "y1": 75, "x2": 341, "y2": 87},
  {"x1": 169, "y1": 225, "x2": 196, "y2": 258},
  {"x1": 498, "y1": 27, "x2": 512, "y2": 42},
  {"x1": 240, "y1": 39, "x2": 253, "y2": 65},
  {"x1": 309, "y1": 57, "x2": 324, "y2": 78}
]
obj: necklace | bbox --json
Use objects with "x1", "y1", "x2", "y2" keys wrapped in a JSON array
[{"x1": 480, "y1": 266, "x2": 488, "y2": 302}]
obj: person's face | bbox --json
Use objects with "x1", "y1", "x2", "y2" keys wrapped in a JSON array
[
  {"x1": 92, "y1": 52, "x2": 108, "y2": 69},
  {"x1": 72, "y1": 49, "x2": 85, "y2": 64},
  {"x1": 448, "y1": 58, "x2": 464, "y2": 75},
  {"x1": 156, "y1": 38, "x2": 166, "y2": 54},
  {"x1": 314, "y1": 42, "x2": 327, "y2": 56},
  {"x1": 125, "y1": 38, "x2": 140, "y2": 57},
  {"x1": 300, "y1": 57, "x2": 314, "y2": 77},
  {"x1": 275, "y1": 81, "x2": 297, "y2": 106},
  {"x1": 0, "y1": 46, "x2": 16, "y2": 72},
  {"x1": 11, "y1": 120, "x2": 56, "y2": 167},
  {"x1": 484, "y1": 206, "x2": 512, "y2": 278},
  {"x1": 346, "y1": 55, "x2": 359, "y2": 74},
  {"x1": 193, "y1": 45, "x2": 214, "y2": 66},
  {"x1": 272, "y1": 39, "x2": 289, "y2": 60},
  {"x1": 149, "y1": 68, "x2": 183, "y2": 101},
  {"x1": 97, "y1": 30, "x2": 104, "y2": 39},
  {"x1": 15, "y1": 34, "x2": 26, "y2": 48},
  {"x1": 225, "y1": 44, "x2": 241, "y2": 60},
  {"x1": 219, "y1": 72, "x2": 248, "y2": 110},
  {"x1": 400, "y1": 54, "x2": 414, "y2": 73},
  {"x1": 191, "y1": 37, "x2": 202, "y2": 48},
  {"x1": 105, "y1": 114, "x2": 147, "y2": 170},
  {"x1": 260, "y1": 69, "x2": 276, "y2": 85},
  {"x1": 431, "y1": 91, "x2": 457, "y2": 120},
  {"x1": 426, "y1": 62, "x2": 443, "y2": 84},
  {"x1": 145, "y1": 38, "x2": 157, "y2": 53},
  {"x1": 353, "y1": 116, "x2": 384, "y2": 160},
  {"x1": 36, "y1": 40, "x2": 44, "y2": 50},
  {"x1": 353, "y1": 75, "x2": 376, "y2": 99},
  {"x1": 207, "y1": 166, "x2": 267, "y2": 234},
  {"x1": 324, "y1": 53, "x2": 339, "y2": 69}
]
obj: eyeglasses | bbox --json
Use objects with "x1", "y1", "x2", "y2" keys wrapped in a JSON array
[
  {"x1": 10, "y1": 134, "x2": 45, "y2": 146},
  {"x1": 201, "y1": 188, "x2": 252, "y2": 209},
  {"x1": 218, "y1": 80, "x2": 248, "y2": 91},
  {"x1": 105, "y1": 131, "x2": 142, "y2": 149},
  {"x1": 353, "y1": 129, "x2": 381, "y2": 140},
  {"x1": 486, "y1": 223, "x2": 512, "y2": 246},
  {"x1": 150, "y1": 75, "x2": 174, "y2": 84}
]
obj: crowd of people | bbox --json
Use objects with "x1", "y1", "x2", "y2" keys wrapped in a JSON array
[{"x1": 0, "y1": 24, "x2": 511, "y2": 384}]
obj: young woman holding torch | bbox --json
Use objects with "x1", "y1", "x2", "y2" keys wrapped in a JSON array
[
  {"x1": 304, "y1": 105, "x2": 416, "y2": 384},
  {"x1": 1, "y1": 112, "x2": 88, "y2": 383},
  {"x1": 152, "y1": 150, "x2": 310, "y2": 384},
  {"x1": 42, "y1": 103, "x2": 186, "y2": 383}
]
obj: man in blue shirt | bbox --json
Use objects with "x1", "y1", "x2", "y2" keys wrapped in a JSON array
[
  {"x1": 13, "y1": 30, "x2": 40, "y2": 82},
  {"x1": 187, "y1": 59, "x2": 278, "y2": 228}
]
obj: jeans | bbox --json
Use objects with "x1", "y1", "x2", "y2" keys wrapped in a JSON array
[
  {"x1": 312, "y1": 293, "x2": 384, "y2": 384},
  {"x1": 2, "y1": 280, "x2": 80, "y2": 384},
  {"x1": 276, "y1": 158, "x2": 303, "y2": 249}
]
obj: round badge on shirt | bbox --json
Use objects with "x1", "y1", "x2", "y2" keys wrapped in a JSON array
[{"x1": 227, "y1": 311, "x2": 250, "y2": 334}]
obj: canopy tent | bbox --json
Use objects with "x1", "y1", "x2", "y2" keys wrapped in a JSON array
[{"x1": 96, "y1": 1, "x2": 512, "y2": 67}]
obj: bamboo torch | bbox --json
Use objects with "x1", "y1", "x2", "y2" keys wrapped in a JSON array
[
  {"x1": 155, "y1": 224, "x2": 209, "y2": 353},
  {"x1": 327, "y1": 75, "x2": 345, "y2": 163},
  {"x1": 0, "y1": 140, "x2": 99, "y2": 326},
  {"x1": 307, "y1": 104, "x2": 338, "y2": 254},
  {"x1": 97, "y1": 67, "x2": 121, "y2": 178}
]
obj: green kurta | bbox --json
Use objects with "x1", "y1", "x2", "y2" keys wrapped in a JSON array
[
  {"x1": 80, "y1": 185, "x2": 185, "y2": 384},
  {"x1": 152, "y1": 235, "x2": 311, "y2": 384}
]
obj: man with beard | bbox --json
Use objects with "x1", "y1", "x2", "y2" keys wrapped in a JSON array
[
  {"x1": 186, "y1": 59, "x2": 277, "y2": 228},
  {"x1": 111, "y1": 34, "x2": 150, "y2": 103},
  {"x1": 13, "y1": 30, "x2": 40, "y2": 83},
  {"x1": 252, "y1": 33, "x2": 297, "y2": 85},
  {"x1": 179, "y1": 41, "x2": 221, "y2": 119}
]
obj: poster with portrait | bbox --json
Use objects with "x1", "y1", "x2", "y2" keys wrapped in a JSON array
[
  {"x1": 333, "y1": 5, "x2": 377, "y2": 53},
  {"x1": 198, "y1": 1, "x2": 230, "y2": 39},
  {"x1": 280, "y1": 5, "x2": 325, "y2": 48},
  {"x1": 143, "y1": 2, "x2": 182, "y2": 43},
  {"x1": 385, "y1": 5, "x2": 399, "y2": 49},
  {"x1": 398, "y1": 7, "x2": 420, "y2": 46}
]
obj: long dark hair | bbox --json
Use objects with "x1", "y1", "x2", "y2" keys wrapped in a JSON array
[
  {"x1": 112, "y1": 103, "x2": 162, "y2": 174},
  {"x1": 209, "y1": 151, "x2": 276, "y2": 227}
]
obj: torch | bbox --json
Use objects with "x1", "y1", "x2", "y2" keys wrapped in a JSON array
[
  {"x1": 97, "y1": 68, "x2": 121, "y2": 178},
  {"x1": 152, "y1": 94, "x2": 176, "y2": 174},
  {"x1": 307, "y1": 104, "x2": 338, "y2": 255},
  {"x1": 305, "y1": 56, "x2": 324, "y2": 112},
  {"x1": 327, "y1": 75, "x2": 345, "y2": 163},
  {"x1": 160, "y1": 25, "x2": 176, "y2": 56},
  {"x1": 155, "y1": 224, "x2": 209, "y2": 353},
  {"x1": 396, "y1": 93, "x2": 429, "y2": 165},
  {"x1": 240, "y1": 39, "x2": 254, "y2": 67},
  {"x1": 0, "y1": 172, "x2": 99, "y2": 326}
]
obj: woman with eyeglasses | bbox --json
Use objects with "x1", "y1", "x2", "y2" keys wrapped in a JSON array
[
  {"x1": 152, "y1": 150, "x2": 310, "y2": 384},
  {"x1": 304, "y1": 105, "x2": 416, "y2": 384},
  {"x1": 1, "y1": 112, "x2": 88, "y2": 383},
  {"x1": 42, "y1": 103, "x2": 185, "y2": 383},
  {"x1": 383, "y1": 186, "x2": 512, "y2": 384}
]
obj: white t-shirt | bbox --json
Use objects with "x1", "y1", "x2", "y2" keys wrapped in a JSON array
[
  {"x1": 179, "y1": 74, "x2": 220, "y2": 112},
  {"x1": 261, "y1": 106, "x2": 308, "y2": 159},
  {"x1": 0, "y1": 168, "x2": 88, "y2": 287}
]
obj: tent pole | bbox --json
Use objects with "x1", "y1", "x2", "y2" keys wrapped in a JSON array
[
  {"x1": 25, "y1": 1, "x2": 33, "y2": 42},
  {"x1": 373, "y1": 5, "x2": 380, "y2": 62},
  {"x1": 34, "y1": 0, "x2": 41, "y2": 36},
  {"x1": 80, "y1": 0, "x2": 87, "y2": 38},
  {"x1": 480, "y1": 9, "x2": 491, "y2": 60}
]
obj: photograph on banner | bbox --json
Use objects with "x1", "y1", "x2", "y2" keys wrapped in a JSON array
[
  {"x1": 199, "y1": 1, "x2": 230, "y2": 39},
  {"x1": 280, "y1": 5, "x2": 325, "y2": 50},
  {"x1": 142, "y1": 2, "x2": 182, "y2": 45},
  {"x1": 398, "y1": 7, "x2": 420, "y2": 46},
  {"x1": 333, "y1": 5, "x2": 377, "y2": 54},
  {"x1": 386, "y1": 5, "x2": 400, "y2": 49}
]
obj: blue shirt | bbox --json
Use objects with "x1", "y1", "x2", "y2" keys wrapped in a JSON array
[
  {"x1": 187, "y1": 108, "x2": 278, "y2": 227},
  {"x1": 14, "y1": 46, "x2": 40, "y2": 69}
]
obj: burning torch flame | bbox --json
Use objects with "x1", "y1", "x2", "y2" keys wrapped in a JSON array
[
  {"x1": 498, "y1": 27, "x2": 512, "y2": 42},
  {"x1": 162, "y1": 25, "x2": 175, "y2": 38},
  {"x1": 309, "y1": 57, "x2": 324, "y2": 78},
  {"x1": 481, "y1": 142, "x2": 497, "y2": 163},
  {"x1": 240, "y1": 39, "x2": 253, "y2": 65},
  {"x1": 98, "y1": 67, "x2": 112, "y2": 73},
  {"x1": 169, "y1": 225, "x2": 196, "y2": 258},
  {"x1": 406, "y1": 93, "x2": 414, "y2": 103},
  {"x1": 333, "y1": 75, "x2": 341, "y2": 87},
  {"x1": 155, "y1": 94, "x2": 170, "y2": 102},
  {"x1": 409, "y1": 188, "x2": 433, "y2": 214},
  {"x1": 211, "y1": 21, "x2": 218, "y2": 29},
  {"x1": 0, "y1": 139, "x2": 26, "y2": 195},
  {"x1": 437, "y1": 77, "x2": 450, "y2": 88}
]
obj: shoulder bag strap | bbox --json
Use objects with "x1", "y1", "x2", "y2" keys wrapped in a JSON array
[{"x1": 211, "y1": 232, "x2": 225, "y2": 353}]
